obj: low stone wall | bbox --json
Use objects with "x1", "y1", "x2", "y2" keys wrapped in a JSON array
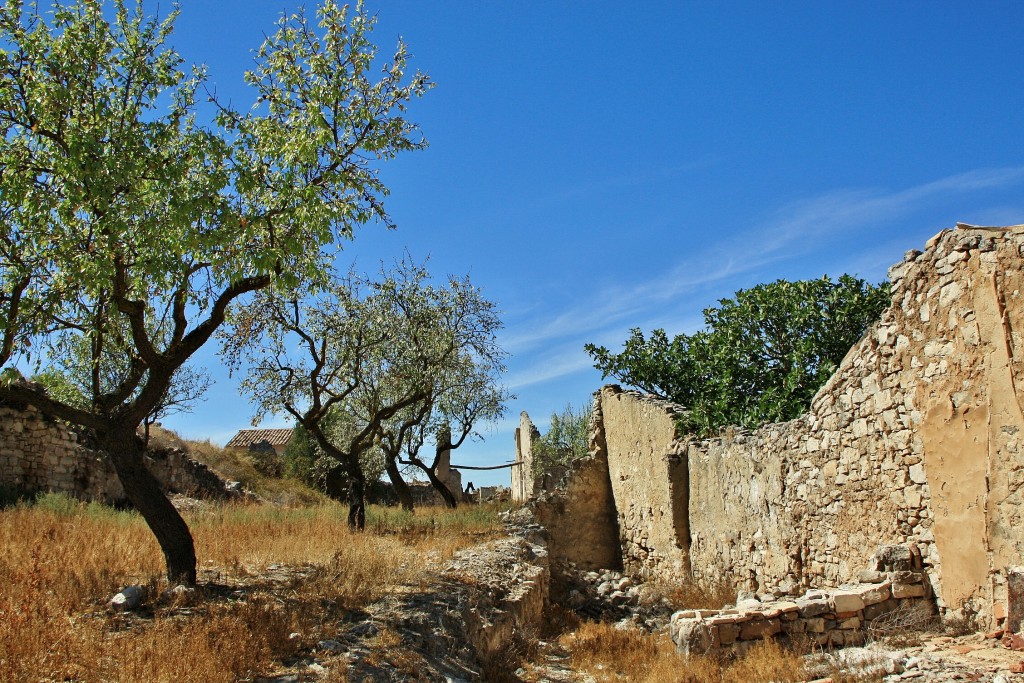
[
  {"x1": 671, "y1": 546, "x2": 935, "y2": 656},
  {"x1": 0, "y1": 402, "x2": 234, "y2": 503},
  {"x1": 451, "y1": 534, "x2": 550, "y2": 669}
]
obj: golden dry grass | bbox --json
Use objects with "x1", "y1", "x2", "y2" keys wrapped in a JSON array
[
  {"x1": 645, "y1": 576, "x2": 737, "y2": 611},
  {"x1": 182, "y1": 437, "x2": 328, "y2": 506},
  {"x1": 0, "y1": 495, "x2": 504, "y2": 682},
  {"x1": 561, "y1": 621, "x2": 806, "y2": 683}
]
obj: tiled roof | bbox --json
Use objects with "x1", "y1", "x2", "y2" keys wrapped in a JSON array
[{"x1": 225, "y1": 428, "x2": 294, "y2": 449}]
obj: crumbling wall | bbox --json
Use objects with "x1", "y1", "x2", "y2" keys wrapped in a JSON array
[
  {"x1": 683, "y1": 226, "x2": 1024, "y2": 623},
  {"x1": 0, "y1": 401, "x2": 234, "y2": 503},
  {"x1": 539, "y1": 224, "x2": 1024, "y2": 628},
  {"x1": 530, "y1": 394, "x2": 622, "y2": 572},
  {"x1": 671, "y1": 546, "x2": 934, "y2": 656}
]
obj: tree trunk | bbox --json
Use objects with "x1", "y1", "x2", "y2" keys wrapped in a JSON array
[
  {"x1": 101, "y1": 426, "x2": 197, "y2": 585},
  {"x1": 384, "y1": 457, "x2": 414, "y2": 512},
  {"x1": 424, "y1": 466, "x2": 458, "y2": 509},
  {"x1": 347, "y1": 466, "x2": 366, "y2": 530}
]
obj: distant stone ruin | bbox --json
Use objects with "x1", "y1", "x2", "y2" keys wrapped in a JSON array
[{"x1": 516, "y1": 224, "x2": 1024, "y2": 635}]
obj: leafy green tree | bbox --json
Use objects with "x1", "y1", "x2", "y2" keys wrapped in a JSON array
[
  {"x1": 30, "y1": 318, "x2": 211, "y2": 445},
  {"x1": 531, "y1": 402, "x2": 591, "y2": 477},
  {"x1": 225, "y1": 260, "x2": 505, "y2": 525},
  {"x1": 0, "y1": 0, "x2": 429, "y2": 583},
  {"x1": 585, "y1": 275, "x2": 890, "y2": 435}
]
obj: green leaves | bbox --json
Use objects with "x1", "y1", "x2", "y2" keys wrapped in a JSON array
[
  {"x1": 225, "y1": 258, "x2": 508, "y2": 488},
  {"x1": 1, "y1": 0, "x2": 430, "y2": 425},
  {"x1": 532, "y1": 402, "x2": 590, "y2": 477},
  {"x1": 586, "y1": 275, "x2": 891, "y2": 435}
]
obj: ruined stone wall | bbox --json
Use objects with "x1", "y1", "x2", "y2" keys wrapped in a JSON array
[
  {"x1": 511, "y1": 412, "x2": 538, "y2": 503},
  {"x1": 540, "y1": 224, "x2": 1024, "y2": 626},
  {"x1": 671, "y1": 546, "x2": 934, "y2": 656},
  {"x1": 0, "y1": 401, "x2": 233, "y2": 503},
  {"x1": 684, "y1": 226, "x2": 1024, "y2": 622},
  {"x1": 531, "y1": 394, "x2": 622, "y2": 573}
]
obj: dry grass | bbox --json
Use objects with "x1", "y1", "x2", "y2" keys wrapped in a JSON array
[
  {"x1": 645, "y1": 576, "x2": 737, "y2": 611},
  {"x1": 182, "y1": 437, "x2": 328, "y2": 506},
  {"x1": 562, "y1": 621, "x2": 805, "y2": 683},
  {"x1": 0, "y1": 495, "x2": 504, "y2": 682}
]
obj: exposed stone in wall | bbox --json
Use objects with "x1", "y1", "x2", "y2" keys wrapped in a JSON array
[
  {"x1": 530, "y1": 224, "x2": 1024, "y2": 629},
  {"x1": 0, "y1": 402, "x2": 234, "y2": 503}
]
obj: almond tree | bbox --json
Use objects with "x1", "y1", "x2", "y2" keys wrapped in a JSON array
[
  {"x1": 228, "y1": 261, "x2": 508, "y2": 521},
  {"x1": 387, "y1": 354, "x2": 508, "y2": 509},
  {"x1": 0, "y1": 0, "x2": 429, "y2": 583}
]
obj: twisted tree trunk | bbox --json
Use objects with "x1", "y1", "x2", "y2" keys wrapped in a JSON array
[
  {"x1": 384, "y1": 457, "x2": 415, "y2": 512},
  {"x1": 100, "y1": 425, "x2": 197, "y2": 585}
]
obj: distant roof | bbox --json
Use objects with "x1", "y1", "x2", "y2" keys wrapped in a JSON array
[{"x1": 225, "y1": 428, "x2": 294, "y2": 449}]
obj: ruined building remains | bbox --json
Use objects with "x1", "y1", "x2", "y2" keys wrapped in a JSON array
[
  {"x1": 0, "y1": 401, "x2": 234, "y2": 504},
  {"x1": 516, "y1": 224, "x2": 1024, "y2": 628}
]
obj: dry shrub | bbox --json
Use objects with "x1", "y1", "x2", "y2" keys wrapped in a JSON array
[
  {"x1": 867, "y1": 600, "x2": 940, "y2": 646},
  {"x1": 362, "y1": 627, "x2": 427, "y2": 678},
  {"x1": 0, "y1": 496, "x2": 502, "y2": 682},
  {"x1": 646, "y1": 576, "x2": 736, "y2": 611},
  {"x1": 724, "y1": 639, "x2": 805, "y2": 682},
  {"x1": 562, "y1": 622, "x2": 805, "y2": 683},
  {"x1": 183, "y1": 438, "x2": 327, "y2": 506},
  {"x1": 562, "y1": 621, "x2": 669, "y2": 682}
]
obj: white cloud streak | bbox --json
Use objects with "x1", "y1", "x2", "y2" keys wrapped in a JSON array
[{"x1": 499, "y1": 166, "x2": 1024, "y2": 388}]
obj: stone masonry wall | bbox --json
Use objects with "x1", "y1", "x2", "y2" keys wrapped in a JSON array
[
  {"x1": 536, "y1": 224, "x2": 1024, "y2": 628},
  {"x1": 671, "y1": 545, "x2": 934, "y2": 656},
  {"x1": 0, "y1": 401, "x2": 234, "y2": 503},
  {"x1": 511, "y1": 412, "x2": 538, "y2": 503},
  {"x1": 684, "y1": 225, "x2": 1024, "y2": 624}
]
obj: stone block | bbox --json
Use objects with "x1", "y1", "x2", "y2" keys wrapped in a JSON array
[
  {"x1": 891, "y1": 583, "x2": 925, "y2": 599},
  {"x1": 831, "y1": 590, "x2": 865, "y2": 613},
  {"x1": 739, "y1": 617, "x2": 780, "y2": 640},
  {"x1": 873, "y1": 546, "x2": 915, "y2": 572},
  {"x1": 717, "y1": 623, "x2": 741, "y2": 645},
  {"x1": 797, "y1": 597, "x2": 831, "y2": 618},
  {"x1": 672, "y1": 617, "x2": 715, "y2": 655},
  {"x1": 850, "y1": 582, "x2": 892, "y2": 606},
  {"x1": 805, "y1": 618, "x2": 826, "y2": 633},
  {"x1": 858, "y1": 570, "x2": 886, "y2": 584},
  {"x1": 837, "y1": 616, "x2": 862, "y2": 629},
  {"x1": 781, "y1": 618, "x2": 807, "y2": 634}
]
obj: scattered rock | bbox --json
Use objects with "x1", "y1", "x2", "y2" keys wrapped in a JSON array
[
  {"x1": 318, "y1": 639, "x2": 344, "y2": 654},
  {"x1": 109, "y1": 585, "x2": 147, "y2": 612}
]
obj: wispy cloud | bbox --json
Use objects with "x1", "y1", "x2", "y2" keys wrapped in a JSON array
[
  {"x1": 504, "y1": 346, "x2": 595, "y2": 390},
  {"x1": 499, "y1": 166, "x2": 1024, "y2": 389},
  {"x1": 510, "y1": 167, "x2": 1024, "y2": 348}
]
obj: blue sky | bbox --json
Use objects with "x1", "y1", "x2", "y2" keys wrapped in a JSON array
[{"x1": 160, "y1": 1, "x2": 1024, "y2": 487}]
